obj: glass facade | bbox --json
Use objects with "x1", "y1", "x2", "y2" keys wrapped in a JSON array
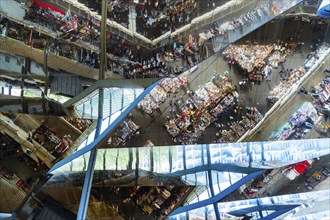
[
  {"x1": 169, "y1": 190, "x2": 330, "y2": 219},
  {"x1": 0, "y1": 0, "x2": 329, "y2": 219},
  {"x1": 74, "y1": 87, "x2": 143, "y2": 119},
  {"x1": 54, "y1": 139, "x2": 330, "y2": 174}
]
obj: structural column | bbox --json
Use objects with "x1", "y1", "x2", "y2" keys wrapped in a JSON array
[{"x1": 77, "y1": 0, "x2": 107, "y2": 219}]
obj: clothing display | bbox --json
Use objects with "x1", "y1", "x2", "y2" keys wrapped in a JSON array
[
  {"x1": 107, "y1": 120, "x2": 140, "y2": 147},
  {"x1": 130, "y1": 186, "x2": 188, "y2": 218},
  {"x1": 149, "y1": 85, "x2": 168, "y2": 104},
  {"x1": 269, "y1": 102, "x2": 321, "y2": 141},
  {"x1": 268, "y1": 43, "x2": 329, "y2": 104},
  {"x1": 223, "y1": 44, "x2": 274, "y2": 72},
  {"x1": 310, "y1": 77, "x2": 330, "y2": 111},
  {"x1": 32, "y1": 124, "x2": 73, "y2": 155},
  {"x1": 135, "y1": 0, "x2": 196, "y2": 39},
  {"x1": 164, "y1": 73, "x2": 237, "y2": 144},
  {"x1": 268, "y1": 67, "x2": 306, "y2": 102},
  {"x1": 138, "y1": 71, "x2": 190, "y2": 115},
  {"x1": 198, "y1": 3, "x2": 272, "y2": 44},
  {"x1": 63, "y1": 118, "x2": 93, "y2": 132},
  {"x1": 304, "y1": 44, "x2": 329, "y2": 70},
  {"x1": 137, "y1": 94, "x2": 160, "y2": 115}
]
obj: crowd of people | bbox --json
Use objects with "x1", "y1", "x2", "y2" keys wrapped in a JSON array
[
  {"x1": 123, "y1": 53, "x2": 171, "y2": 79},
  {"x1": 1, "y1": 0, "x2": 284, "y2": 80},
  {"x1": 21, "y1": 2, "x2": 138, "y2": 71},
  {"x1": 25, "y1": 1, "x2": 101, "y2": 45},
  {"x1": 3, "y1": 0, "x2": 316, "y2": 81},
  {"x1": 134, "y1": 0, "x2": 239, "y2": 39},
  {"x1": 0, "y1": 17, "x2": 101, "y2": 69}
]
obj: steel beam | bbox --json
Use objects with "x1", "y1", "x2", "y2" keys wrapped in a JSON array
[
  {"x1": 48, "y1": 79, "x2": 160, "y2": 173},
  {"x1": 169, "y1": 170, "x2": 265, "y2": 216},
  {"x1": 257, "y1": 205, "x2": 300, "y2": 220}
]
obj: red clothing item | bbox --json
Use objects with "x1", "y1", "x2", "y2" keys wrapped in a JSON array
[
  {"x1": 34, "y1": 0, "x2": 65, "y2": 15},
  {"x1": 181, "y1": 113, "x2": 189, "y2": 119},
  {"x1": 294, "y1": 160, "x2": 310, "y2": 173}
]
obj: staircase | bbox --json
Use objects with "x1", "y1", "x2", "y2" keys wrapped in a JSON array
[{"x1": 0, "y1": 176, "x2": 26, "y2": 213}]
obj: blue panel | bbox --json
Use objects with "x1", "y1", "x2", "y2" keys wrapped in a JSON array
[
  {"x1": 257, "y1": 205, "x2": 300, "y2": 220},
  {"x1": 317, "y1": 0, "x2": 330, "y2": 18},
  {"x1": 48, "y1": 80, "x2": 160, "y2": 173},
  {"x1": 76, "y1": 148, "x2": 98, "y2": 220},
  {"x1": 0, "y1": 213, "x2": 13, "y2": 219},
  {"x1": 169, "y1": 170, "x2": 265, "y2": 216}
]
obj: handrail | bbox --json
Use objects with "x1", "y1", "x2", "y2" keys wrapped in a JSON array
[
  {"x1": 0, "y1": 114, "x2": 56, "y2": 168},
  {"x1": 0, "y1": 36, "x2": 120, "y2": 80},
  {"x1": 1, "y1": 0, "x2": 303, "y2": 60},
  {"x1": 48, "y1": 0, "x2": 266, "y2": 48},
  {"x1": 63, "y1": 78, "x2": 158, "y2": 108}
]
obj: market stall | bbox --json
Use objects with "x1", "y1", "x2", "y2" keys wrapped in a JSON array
[
  {"x1": 138, "y1": 70, "x2": 191, "y2": 115},
  {"x1": 32, "y1": 124, "x2": 73, "y2": 155},
  {"x1": 269, "y1": 102, "x2": 321, "y2": 141},
  {"x1": 310, "y1": 76, "x2": 330, "y2": 111},
  {"x1": 107, "y1": 120, "x2": 140, "y2": 147},
  {"x1": 223, "y1": 44, "x2": 274, "y2": 72},
  {"x1": 215, "y1": 107, "x2": 263, "y2": 143},
  {"x1": 132, "y1": 186, "x2": 189, "y2": 218},
  {"x1": 268, "y1": 67, "x2": 305, "y2": 103},
  {"x1": 63, "y1": 117, "x2": 93, "y2": 132},
  {"x1": 137, "y1": 94, "x2": 160, "y2": 115},
  {"x1": 164, "y1": 73, "x2": 237, "y2": 144},
  {"x1": 150, "y1": 85, "x2": 168, "y2": 104},
  {"x1": 159, "y1": 76, "x2": 184, "y2": 94}
]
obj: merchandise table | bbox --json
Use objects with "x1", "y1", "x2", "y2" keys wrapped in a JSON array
[
  {"x1": 240, "y1": 116, "x2": 256, "y2": 130},
  {"x1": 246, "y1": 107, "x2": 263, "y2": 123},
  {"x1": 210, "y1": 103, "x2": 224, "y2": 118},
  {"x1": 137, "y1": 94, "x2": 160, "y2": 115},
  {"x1": 215, "y1": 107, "x2": 263, "y2": 143},
  {"x1": 268, "y1": 67, "x2": 305, "y2": 101},
  {"x1": 267, "y1": 50, "x2": 288, "y2": 68},
  {"x1": 231, "y1": 123, "x2": 247, "y2": 137},
  {"x1": 150, "y1": 85, "x2": 168, "y2": 104},
  {"x1": 165, "y1": 119, "x2": 181, "y2": 137},
  {"x1": 223, "y1": 44, "x2": 274, "y2": 72},
  {"x1": 165, "y1": 73, "x2": 237, "y2": 144}
]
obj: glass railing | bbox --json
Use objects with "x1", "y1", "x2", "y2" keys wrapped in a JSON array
[{"x1": 52, "y1": 138, "x2": 330, "y2": 175}]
